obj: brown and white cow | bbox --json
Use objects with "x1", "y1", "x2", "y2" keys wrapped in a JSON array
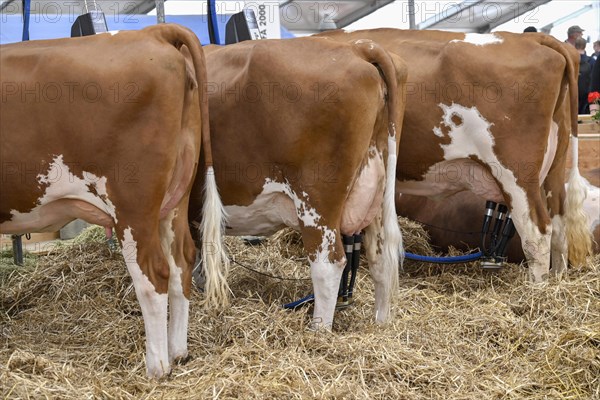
[
  {"x1": 0, "y1": 24, "x2": 227, "y2": 378},
  {"x1": 189, "y1": 37, "x2": 408, "y2": 329},
  {"x1": 319, "y1": 29, "x2": 593, "y2": 281}
]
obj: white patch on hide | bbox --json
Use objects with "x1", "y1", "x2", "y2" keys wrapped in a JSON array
[
  {"x1": 224, "y1": 178, "x2": 330, "y2": 247},
  {"x1": 9, "y1": 154, "x2": 117, "y2": 223},
  {"x1": 224, "y1": 181, "x2": 298, "y2": 236},
  {"x1": 451, "y1": 33, "x2": 503, "y2": 46},
  {"x1": 435, "y1": 103, "x2": 529, "y2": 214}
]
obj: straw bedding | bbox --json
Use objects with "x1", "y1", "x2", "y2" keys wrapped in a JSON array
[{"x1": 1, "y1": 220, "x2": 598, "y2": 399}]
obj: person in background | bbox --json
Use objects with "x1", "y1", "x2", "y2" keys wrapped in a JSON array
[
  {"x1": 591, "y1": 40, "x2": 600, "y2": 64},
  {"x1": 575, "y1": 37, "x2": 593, "y2": 114},
  {"x1": 565, "y1": 25, "x2": 584, "y2": 47},
  {"x1": 523, "y1": 26, "x2": 537, "y2": 33}
]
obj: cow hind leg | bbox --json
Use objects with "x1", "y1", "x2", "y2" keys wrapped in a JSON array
[
  {"x1": 159, "y1": 208, "x2": 195, "y2": 364},
  {"x1": 304, "y1": 228, "x2": 345, "y2": 331},
  {"x1": 365, "y1": 199, "x2": 404, "y2": 323},
  {"x1": 509, "y1": 187, "x2": 552, "y2": 283},
  {"x1": 118, "y1": 222, "x2": 170, "y2": 378},
  {"x1": 363, "y1": 211, "x2": 400, "y2": 323},
  {"x1": 543, "y1": 174, "x2": 569, "y2": 276}
]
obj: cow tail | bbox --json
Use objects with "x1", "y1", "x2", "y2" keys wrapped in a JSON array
[
  {"x1": 159, "y1": 24, "x2": 230, "y2": 306},
  {"x1": 539, "y1": 35, "x2": 592, "y2": 265},
  {"x1": 352, "y1": 40, "x2": 408, "y2": 298},
  {"x1": 565, "y1": 135, "x2": 593, "y2": 265},
  {"x1": 539, "y1": 35, "x2": 579, "y2": 138}
]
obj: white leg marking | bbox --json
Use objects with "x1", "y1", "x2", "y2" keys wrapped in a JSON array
[
  {"x1": 159, "y1": 210, "x2": 189, "y2": 363},
  {"x1": 512, "y1": 217, "x2": 551, "y2": 283},
  {"x1": 364, "y1": 214, "x2": 394, "y2": 323},
  {"x1": 310, "y1": 259, "x2": 344, "y2": 331},
  {"x1": 309, "y1": 229, "x2": 344, "y2": 331},
  {"x1": 121, "y1": 228, "x2": 169, "y2": 378}
]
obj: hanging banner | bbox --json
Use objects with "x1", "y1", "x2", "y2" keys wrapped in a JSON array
[{"x1": 244, "y1": 1, "x2": 281, "y2": 39}]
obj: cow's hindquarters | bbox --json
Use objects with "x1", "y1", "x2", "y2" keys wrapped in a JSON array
[{"x1": 341, "y1": 44, "x2": 406, "y2": 323}]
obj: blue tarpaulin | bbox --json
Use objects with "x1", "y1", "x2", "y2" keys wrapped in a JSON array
[{"x1": 0, "y1": 14, "x2": 294, "y2": 45}]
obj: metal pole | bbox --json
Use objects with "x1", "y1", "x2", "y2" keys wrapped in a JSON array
[
  {"x1": 155, "y1": 0, "x2": 165, "y2": 24},
  {"x1": 11, "y1": 235, "x2": 23, "y2": 266},
  {"x1": 207, "y1": 0, "x2": 220, "y2": 44},
  {"x1": 408, "y1": 0, "x2": 416, "y2": 30},
  {"x1": 21, "y1": 0, "x2": 30, "y2": 41}
]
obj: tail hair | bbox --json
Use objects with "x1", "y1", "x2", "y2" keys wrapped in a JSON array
[
  {"x1": 565, "y1": 137, "x2": 593, "y2": 265},
  {"x1": 382, "y1": 135, "x2": 403, "y2": 299},
  {"x1": 201, "y1": 167, "x2": 230, "y2": 307}
]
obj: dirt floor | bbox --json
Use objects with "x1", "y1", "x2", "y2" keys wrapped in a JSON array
[{"x1": 1, "y1": 222, "x2": 598, "y2": 399}]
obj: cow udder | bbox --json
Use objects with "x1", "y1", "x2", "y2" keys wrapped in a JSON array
[{"x1": 340, "y1": 149, "x2": 385, "y2": 235}]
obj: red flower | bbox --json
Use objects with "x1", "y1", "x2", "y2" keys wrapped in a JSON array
[{"x1": 589, "y1": 91, "x2": 600, "y2": 104}]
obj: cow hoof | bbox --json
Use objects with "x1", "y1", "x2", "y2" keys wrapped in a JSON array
[
  {"x1": 147, "y1": 365, "x2": 172, "y2": 380},
  {"x1": 308, "y1": 319, "x2": 333, "y2": 332},
  {"x1": 172, "y1": 353, "x2": 192, "y2": 365}
]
